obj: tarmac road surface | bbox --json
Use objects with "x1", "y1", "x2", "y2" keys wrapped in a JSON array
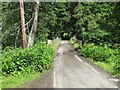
[{"x1": 25, "y1": 41, "x2": 119, "y2": 88}]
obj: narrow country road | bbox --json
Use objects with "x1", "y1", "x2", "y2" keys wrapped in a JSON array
[{"x1": 24, "y1": 41, "x2": 118, "y2": 88}]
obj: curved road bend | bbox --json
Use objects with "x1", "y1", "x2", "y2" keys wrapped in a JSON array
[{"x1": 26, "y1": 41, "x2": 118, "y2": 88}]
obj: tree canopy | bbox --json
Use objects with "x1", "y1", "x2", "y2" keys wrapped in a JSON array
[{"x1": 1, "y1": 2, "x2": 120, "y2": 49}]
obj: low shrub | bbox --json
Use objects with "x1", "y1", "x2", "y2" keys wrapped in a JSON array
[
  {"x1": 81, "y1": 43, "x2": 120, "y2": 76},
  {"x1": 69, "y1": 37, "x2": 77, "y2": 45},
  {"x1": 81, "y1": 43, "x2": 119, "y2": 62},
  {"x1": 69, "y1": 37, "x2": 82, "y2": 51},
  {"x1": 69, "y1": 37, "x2": 120, "y2": 77},
  {"x1": 73, "y1": 43, "x2": 80, "y2": 50},
  {"x1": 2, "y1": 43, "x2": 54, "y2": 76},
  {"x1": 115, "y1": 54, "x2": 120, "y2": 77}
]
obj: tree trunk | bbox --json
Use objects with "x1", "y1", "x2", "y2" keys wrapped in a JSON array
[
  {"x1": 20, "y1": 0, "x2": 27, "y2": 48},
  {"x1": 0, "y1": 21, "x2": 2, "y2": 50},
  {"x1": 27, "y1": 0, "x2": 39, "y2": 47}
]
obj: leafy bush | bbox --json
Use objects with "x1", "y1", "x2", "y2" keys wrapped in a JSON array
[
  {"x1": 69, "y1": 37, "x2": 120, "y2": 77},
  {"x1": 81, "y1": 43, "x2": 120, "y2": 76},
  {"x1": 81, "y1": 43, "x2": 119, "y2": 62},
  {"x1": 115, "y1": 54, "x2": 120, "y2": 77},
  {"x1": 69, "y1": 37, "x2": 77, "y2": 45},
  {"x1": 69, "y1": 37, "x2": 82, "y2": 51},
  {"x1": 73, "y1": 43, "x2": 80, "y2": 50},
  {"x1": 2, "y1": 43, "x2": 54, "y2": 76}
]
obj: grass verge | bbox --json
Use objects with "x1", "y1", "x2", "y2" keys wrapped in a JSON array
[
  {"x1": 2, "y1": 70, "x2": 50, "y2": 88},
  {"x1": 2, "y1": 72, "x2": 41, "y2": 88},
  {"x1": 0, "y1": 78, "x2": 1, "y2": 90}
]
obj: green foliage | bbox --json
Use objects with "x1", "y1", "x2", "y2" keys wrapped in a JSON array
[
  {"x1": 2, "y1": 40, "x2": 60, "y2": 88},
  {"x1": 1, "y1": 2, "x2": 120, "y2": 78},
  {"x1": 81, "y1": 43, "x2": 120, "y2": 76},
  {"x1": 73, "y1": 43, "x2": 80, "y2": 50},
  {"x1": 1, "y1": 2, "x2": 35, "y2": 48},
  {"x1": 95, "y1": 61, "x2": 116, "y2": 74},
  {"x1": 2, "y1": 72, "x2": 40, "y2": 88},
  {"x1": 2, "y1": 43, "x2": 54, "y2": 76},
  {"x1": 69, "y1": 37, "x2": 77, "y2": 45},
  {"x1": 37, "y1": 2, "x2": 72, "y2": 40},
  {"x1": 115, "y1": 54, "x2": 120, "y2": 77},
  {"x1": 2, "y1": 2, "x2": 120, "y2": 49},
  {"x1": 70, "y1": 36, "x2": 120, "y2": 77},
  {"x1": 69, "y1": 37, "x2": 83, "y2": 51},
  {"x1": 81, "y1": 43, "x2": 119, "y2": 62},
  {"x1": 73, "y1": 2, "x2": 115, "y2": 45}
]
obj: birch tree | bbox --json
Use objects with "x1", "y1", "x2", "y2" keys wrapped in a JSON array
[{"x1": 27, "y1": 0, "x2": 39, "y2": 47}]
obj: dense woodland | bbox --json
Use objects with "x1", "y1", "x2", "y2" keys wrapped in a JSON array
[
  {"x1": 0, "y1": 2, "x2": 120, "y2": 88},
  {"x1": 1, "y1": 2, "x2": 120, "y2": 48}
]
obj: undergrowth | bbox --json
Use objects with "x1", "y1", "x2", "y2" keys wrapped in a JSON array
[
  {"x1": 69, "y1": 37, "x2": 120, "y2": 77},
  {"x1": 2, "y1": 40, "x2": 61, "y2": 88}
]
